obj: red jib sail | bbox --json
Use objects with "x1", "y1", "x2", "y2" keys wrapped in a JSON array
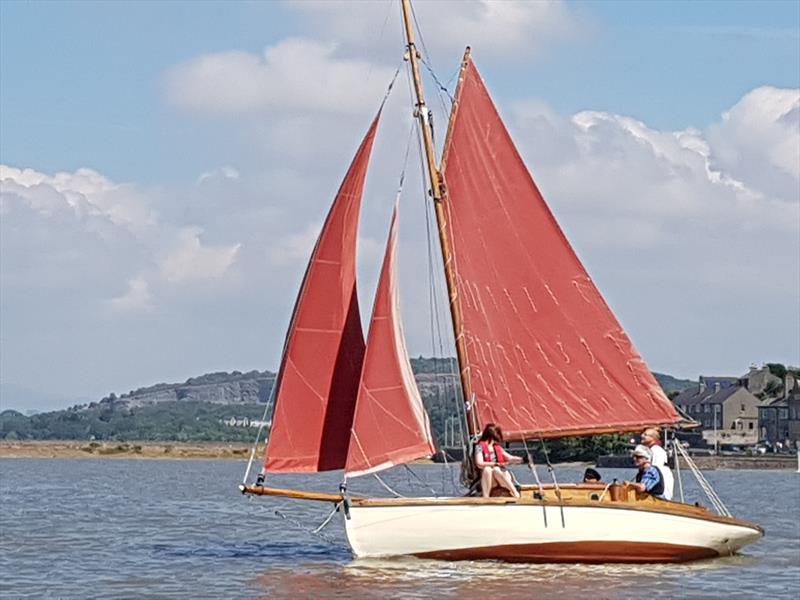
[
  {"x1": 346, "y1": 205, "x2": 435, "y2": 477},
  {"x1": 441, "y1": 57, "x2": 681, "y2": 440},
  {"x1": 264, "y1": 114, "x2": 380, "y2": 472}
]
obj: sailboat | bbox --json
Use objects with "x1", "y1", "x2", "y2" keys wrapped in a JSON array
[{"x1": 240, "y1": 0, "x2": 763, "y2": 562}]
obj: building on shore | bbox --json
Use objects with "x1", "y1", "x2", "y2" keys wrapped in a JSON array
[
  {"x1": 740, "y1": 365, "x2": 783, "y2": 395},
  {"x1": 672, "y1": 376, "x2": 762, "y2": 446},
  {"x1": 758, "y1": 375, "x2": 800, "y2": 447}
]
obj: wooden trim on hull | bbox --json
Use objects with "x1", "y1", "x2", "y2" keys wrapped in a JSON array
[{"x1": 415, "y1": 541, "x2": 719, "y2": 564}]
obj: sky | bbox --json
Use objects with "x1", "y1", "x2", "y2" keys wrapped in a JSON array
[{"x1": 1, "y1": 0, "x2": 798, "y2": 411}]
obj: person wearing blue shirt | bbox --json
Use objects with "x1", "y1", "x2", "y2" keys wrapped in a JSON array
[{"x1": 625, "y1": 444, "x2": 665, "y2": 497}]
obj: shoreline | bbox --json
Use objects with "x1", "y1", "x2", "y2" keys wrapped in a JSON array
[
  {"x1": 1, "y1": 441, "x2": 796, "y2": 470},
  {"x1": 0, "y1": 440, "x2": 263, "y2": 460},
  {"x1": 0, "y1": 440, "x2": 436, "y2": 462}
]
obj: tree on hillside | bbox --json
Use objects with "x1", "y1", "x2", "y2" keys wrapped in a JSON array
[{"x1": 766, "y1": 363, "x2": 787, "y2": 379}]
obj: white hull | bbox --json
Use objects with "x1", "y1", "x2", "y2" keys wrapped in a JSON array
[{"x1": 344, "y1": 501, "x2": 762, "y2": 563}]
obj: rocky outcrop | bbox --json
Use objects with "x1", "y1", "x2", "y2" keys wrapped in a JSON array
[{"x1": 111, "y1": 371, "x2": 276, "y2": 407}]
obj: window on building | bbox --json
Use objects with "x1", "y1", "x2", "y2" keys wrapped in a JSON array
[
  {"x1": 779, "y1": 409, "x2": 788, "y2": 419},
  {"x1": 741, "y1": 404, "x2": 745, "y2": 412},
  {"x1": 704, "y1": 405, "x2": 710, "y2": 413},
  {"x1": 738, "y1": 421, "x2": 743, "y2": 430},
  {"x1": 748, "y1": 422, "x2": 754, "y2": 429}
]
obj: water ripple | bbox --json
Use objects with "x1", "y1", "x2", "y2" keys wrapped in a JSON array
[{"x1": 1, "y1": 459, "x2": 798, "y2": 599}]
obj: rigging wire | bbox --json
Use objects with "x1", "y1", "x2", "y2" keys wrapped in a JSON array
[
  {"x1": 373, "y1": 472, "x2": 405, "y2": 498},
  {"x1": 539, "y1": 438, "x2": 567, "y2": 528},
  {"x1": 403, "y1": 464, "x2": 439, "y2": 497},
  {"x1": 241, "y1": 377, "x2": 277, "y2": 485},
  {"x1": 380, "y1": 66, "x2": 402, "y2": 110},
  {"x1": 273, "y1": 507, "x2": 345, "y2": 548},
  {"x1": 412, "y1": 67, "x2": 464, "y2": 496},
  {"x1": 401, "y1": 1, "x2": 468, "y2": 495},
  {"x1": 674, "y1": 439, "x2": 731, "y2": 516},
  {"x1": 521, "y1": 437, "x2": 548, "y2": 527},
  {"x1": 409, "y1": 0, "x2": 455, "y2": 112},
  {"x1": 672, "y1": 435, "x2": 685, "y2": 503},
  {"x1": 245, "y1": 65, "x2": 403, "y2": 490},
  {"x1": 364, "y1": 0, "x2": 398, "y2": 85}
]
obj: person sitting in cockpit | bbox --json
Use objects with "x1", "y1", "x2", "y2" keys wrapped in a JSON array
[{"x1": 473, "y1": 423, "x2": 523, "y2": 498}]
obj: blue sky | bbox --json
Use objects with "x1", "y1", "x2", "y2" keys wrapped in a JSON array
[
  {"x1": 2, "y1": 1, "x2": 797, "y2": 183},
  {"x1": 1, "y1": 1, "x2": 798, "y2": 410}
]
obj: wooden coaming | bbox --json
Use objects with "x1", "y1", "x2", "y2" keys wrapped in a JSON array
[
  {"x1": 348, "y1": 484, "x2": 763, "y2": 534},
  {"x1": 241, "y1": 483, "x2": 761, "y2": 535}
]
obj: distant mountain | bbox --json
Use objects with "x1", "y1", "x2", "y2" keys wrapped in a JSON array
[
  {"x1": 110, "y1": 369, "x2": 276, "y2": 407},
  {"x1": 0, "y1": 358, "x2": 697, "y2": 443},
  {"x1": 652, "y1": 372, "x2": 696, "y2": 394}
]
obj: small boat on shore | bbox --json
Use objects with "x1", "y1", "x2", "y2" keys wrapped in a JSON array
[{"x1": 241, "y1": 0, "x2": 762, "y2": 562}]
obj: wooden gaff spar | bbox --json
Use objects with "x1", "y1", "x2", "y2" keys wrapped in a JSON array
[{"x1": 240, "y1": 0, "x2": 763, "y2": 562}]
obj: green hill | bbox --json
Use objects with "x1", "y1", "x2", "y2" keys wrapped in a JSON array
[{"x1": 1, "y1": 358, "x2": 694, "y2": 445}]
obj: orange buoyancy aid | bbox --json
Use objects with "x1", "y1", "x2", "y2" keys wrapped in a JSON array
[{"x1": 478, "y1": 441, "x2": 505, "y2": 465}]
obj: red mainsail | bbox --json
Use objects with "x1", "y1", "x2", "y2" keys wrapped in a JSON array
[
  {"x1": 440, "y1": 58, "x2": 681, "y2": 440},
  {"x1": 345, "y1": 205, "x2": 435, "y2": 477},
  {"x1": 264, "y1": 114, "x2": 379, "y2": 472}
]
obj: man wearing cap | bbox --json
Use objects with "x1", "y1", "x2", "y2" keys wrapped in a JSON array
[{"x1": 625, "y1": 445, "x2": 664, "y2": 498}]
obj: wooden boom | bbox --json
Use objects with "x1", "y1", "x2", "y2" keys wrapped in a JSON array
[{"x1": 239, "y1": 485, "x2": 347, "y2": 503}]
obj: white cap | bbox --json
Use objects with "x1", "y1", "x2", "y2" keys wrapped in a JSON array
[{"x1": 632, "y1": 444, "x2": 652, "y2": 460}]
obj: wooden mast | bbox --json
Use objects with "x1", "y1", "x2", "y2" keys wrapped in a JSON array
[{"x1": 399, "y1": 0, "x2": 477, "y2": 437}]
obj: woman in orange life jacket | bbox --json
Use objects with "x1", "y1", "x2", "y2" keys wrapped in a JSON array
[{"x1": 473, "y1": 423, "x2": 523, "y2": 498}]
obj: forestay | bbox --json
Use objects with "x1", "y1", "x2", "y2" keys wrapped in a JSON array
[
  {"x1": 345, "y1": 205, "x2": 436, "y2": 477},
  {"x1": 440, "y1": 58, "x2": 681, "y2": 440},
  {"x1": 264, "y1": 113, "x2": 380, "y2": 472}
]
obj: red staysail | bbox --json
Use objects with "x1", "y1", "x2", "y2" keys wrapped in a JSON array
[
  {"x1": 346, "y1": 205, "x2": 435, "y2": 477},
  {"x1": 441, "y1": 58, "x2": 680, "y2": 439},
  {"x1": 264, "y1": 114, "x2": 379, "y2": 472}
]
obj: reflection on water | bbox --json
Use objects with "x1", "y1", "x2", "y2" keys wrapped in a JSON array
[
  {"x1": 250, "y1": 553, "x2": 772, "y2": 599},
  {"x1": 0, "y1": 459, "x2": 797, "y2": 598}
]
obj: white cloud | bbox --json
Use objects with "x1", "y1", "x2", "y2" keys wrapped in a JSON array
[
  {"x1": 707, "y1": 86, "x2": 800, "y2": 200},
  {"x1": 165, "y1": 38, "x2": 395, "y2": 117},
  {"x1": 196, "y1": 166, "x2": 240, "y2": 185},
  {"x1": 511, "y1": 87, "x2": 799, "y2": 245},
  {"x1": 504, "y1": 86, "x2": 799, "y2": 375},
  {"x1": 158, "y1": 227, "x2": 241, "y2": 283},
  {"x1": 0, "y1": 165, "x2": 157, "y2": 235},
  {"x1": 289, "y1": 0, "x2": 584, "y2": 61},
  {"x1": 269, "y1": 221, "x2": 321, "y2": 266},
  {"x1": 109, "y1": 277, "x2": 154, "y2": 314},
  {"x1": 3, "y1": 74, "x2": 798, "y2": 403}
]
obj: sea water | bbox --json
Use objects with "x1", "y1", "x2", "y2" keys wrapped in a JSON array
[{"x1": 0, "y1": 459, "x2": 798, "y2": 599}]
